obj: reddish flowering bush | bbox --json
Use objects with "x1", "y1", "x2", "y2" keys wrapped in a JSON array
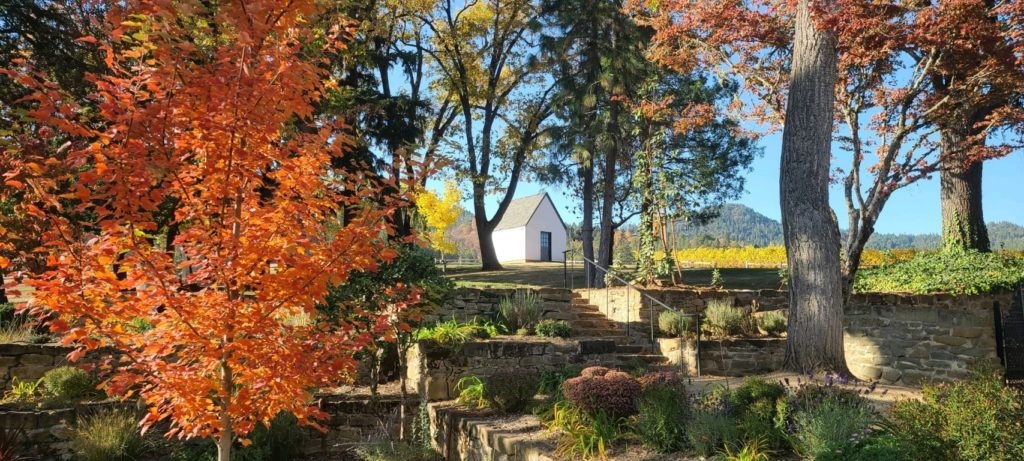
[
  {"x1": 580, "y1": 366, "x2": 612, "y2": 378},
  {"x1": 562, "y1": 366, "x2": 641, "y2": 417},
  {"x1": 638, "y1": 371, "x2": 683, "y2": 391}
]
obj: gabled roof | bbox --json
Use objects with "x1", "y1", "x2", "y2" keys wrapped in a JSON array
[{"x1": 494, "y1": 192, "x2": 567, "y2": 232}]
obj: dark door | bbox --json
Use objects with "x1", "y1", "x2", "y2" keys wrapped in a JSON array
[{"x1": 540, "y1": 231, "x2": 552, "y2": 261}]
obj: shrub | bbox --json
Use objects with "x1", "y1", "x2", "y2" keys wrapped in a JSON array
[
  {"x1": 72, "y1": 408, "x2": 147, "y2": 461},
  {"x1": 687, "y1": 410, "x2": 740, "y2": 458},
  {"x1": 580, "y1": 366, "x2": 611, "y2": 378},
  {"x1": 889, "y1": 367, "x2": 1024, "y2": 460},
  {"x1": 3, "y1": 376, "x2": 40, "y2": 403},
  {"x1": 235, "y1": 412, "x2": 305, "y2": 461},
  {"x1": 730, "y1": 378, "x2": 787, "y2": 410},
  {"x1": 562, "y1": 367, "x2": 641, "y2": 417},
  {"x1": 704, "y1": 298, "x2": 745, "y2": 337},
  {"x1": 637, "y1": 371, "x2": 683, "y2": 390},
  {"x1": 355, "y1": 441, "x2": 440, "y2": 461},
  {"x1": 549, "y1": 401, "x2": 623, "y2": 460},
  {"x1": 0, "y1": 425, "x2": 26, "y2": 461},
  {"x1": 534, "y1": 319, "x2": 571, "y2": 338},
  {"x1": 779, "y1": 381, "x2": 866, "y2": 423},
  {"x1": 854, "y1": 248, "x2": 1024, "y2": 295},
  {"x1": 721, "y1": 436, "x2": 775, "y2": 461},
  {"x1": 637, "y1": 381, "x2": 689, "y2": 453},
  {"x1": 757, "y1": 311, "x2": 787, "y2": 336},
  {"x1": 657, "y1": 310, "x2": 693, "y2": 337},
  {"x1": 414, "y1": 318, "x2": 493, "y2": 347},
  {"x1": 832, "y1": 434, "x2": 916, "y2": 461},
  {"x1": 455, "y1": 376, "x2": 487, "y2": 409},
  {"x1": 483, "y1": 370, "x2": 538, "y2": 414},
  {"x1": 537, "y1": 367, "x2": 582, "y2": 396},
  {"x1": 710, "y1": 268, "x2": 725, "y2": 287},
  {"x1": 0, "y1": 303, "x2": 40, "y2": 343},
  {"x1": 497, "y1": 289, "x2": 544, "y2": 332},
  {"x1": 41, "y1": 366, "x2": 101, "y2": 403},
  {"x1": 170, "y1": 444, "x2": 215, "y2": 461},
  {"x1": 790, "y1": 398, "x2": 877, "y2": 460},
  {"x1": 0, "y1": 303, "x2": 17, "y2": 324},
  {"x1": 729, "y1": 378, "x2": 788, "y2": 448}
]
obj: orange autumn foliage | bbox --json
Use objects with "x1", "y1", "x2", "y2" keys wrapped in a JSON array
[{"x1": 2, "y1": 0, "x2": 412, "y2": 453}]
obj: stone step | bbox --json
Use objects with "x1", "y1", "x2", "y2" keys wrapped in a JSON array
[
  {"x1": 575, "y1": 311, "x2": 608, "y2": 319},
  {"x1": 573, "y1": 319, "x2": 620, "y2": 329},
  {"x1": 572, "y1": 327, "x2": 624, "y2": 336},
  {"x1": 571, "y1": 304, "x2": 602, "y2": 313},
  {"x1": 615, "y1": 353, "x2": 669, "y2": 365},
  {"x1": 613, "y1": 344, "x2": 654, "y2": 354},
  {"x1": 574, "y1": 334, "x2": 632, "y2": 345}
]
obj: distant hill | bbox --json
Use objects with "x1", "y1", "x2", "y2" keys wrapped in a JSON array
[
  {"x1": 673, "y1": 204, "x2": 783, "y2": 247},
  {"x1": 675, "y1": 204, "x2": 1024, "y2": 250}
]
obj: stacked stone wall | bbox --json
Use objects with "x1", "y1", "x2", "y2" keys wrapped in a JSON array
[
  {"x1": 843, "y1": 293, "x2": 1008, "y2": 385},
  {"x1": 407, "y1": 337, "x2": 620, "y2": 401},
  {"x1": 425, "y1": 288, "x2": 575, "y2": 325},
  {"x1": 0, "y1": 343, "x2": 117, "y2": 390}
]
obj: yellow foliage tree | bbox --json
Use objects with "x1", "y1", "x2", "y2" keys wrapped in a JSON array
[{"x1": 416, "y1": 181, "x2": 463, "y2": 258}]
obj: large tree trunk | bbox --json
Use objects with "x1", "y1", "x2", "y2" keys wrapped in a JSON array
[
  {"x1": 780, "y1": 0, "x2": 848, "y2": 374},
  {"x1": 595, "y1": 100, "x2": 622, "y2": 289},
  {"x1": 477, "y1": 219, "x2": 501, "y2": 271},
  {"x1": 581, "y1": 160, "x2": 597, "y2": 286},
  {"x1": 940, "y1": 126, "x2": 989, "y2": 252}
]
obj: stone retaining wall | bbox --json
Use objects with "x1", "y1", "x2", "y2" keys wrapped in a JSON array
[
  {"x1": 0, "y1": 395, "x2": 414, "y2": 460},
  {"x1": 0, "y1": 401, "x2": 129, "y2": 460},
  {"x1": 0, "y1": 343, "x2": 116, "y2": 390},
  {"x1": 428, "y1": 401, "x2": 554, "y2": 461},
  {"x1": 490, "y1": 287, "x2": 1011, "y2": 385},
  {"x1": 426, "y1": 288, "x2": 575, "y2": 325},
  {"x1": 657, "y1": 338, "x2": 786, "y2": 376},
  {"x1": 304, "y1": 395, "x2": 416, "y2": 457},
  {"x1": 844, "y1": 293, "x2": 1007, "y2": 385},
  {"x1": 407, "y1": 337, "x2": 620, "y2": 401}
]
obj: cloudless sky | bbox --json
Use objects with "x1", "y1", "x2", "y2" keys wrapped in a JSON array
[{"x1": 466, "y1": 134, "x2": 1023, "y2": 235}]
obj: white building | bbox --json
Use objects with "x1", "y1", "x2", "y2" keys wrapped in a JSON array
[{"x1": 492, "y1": 192, "x2": 568, "y2": 263}]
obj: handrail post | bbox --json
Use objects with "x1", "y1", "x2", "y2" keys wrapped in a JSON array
[
  {"x1": 650, "y1": 298, "x2": 655, "y2": 344},
  {"x1": 598, "y1": 282, "x2": 606, "y2": 319},
  {"x1": 695, "y1": 314, "x2": 702, "y2": 377},
  {"x1": 626, "y1": 285, "x2": 631, "y2": 339},
  {"x1": 565, "y1": 252, "x2": 573, "y2": 288}
]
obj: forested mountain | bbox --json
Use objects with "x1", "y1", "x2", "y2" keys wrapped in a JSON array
[
  {"x1": 674, "y1": 204, "x2": 1024, "y2": 250},
  {"x1": 673, "y1": 204, "x2": 783, "y2": 247}
]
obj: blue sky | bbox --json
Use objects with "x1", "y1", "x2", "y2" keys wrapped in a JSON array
[{"x1": 467, "y1": 134, "x2": 1022, "y2": 235}]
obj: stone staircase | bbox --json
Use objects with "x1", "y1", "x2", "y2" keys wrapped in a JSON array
[{"x1": 568, "y1": 291, "x2": 668, "y2": 369}]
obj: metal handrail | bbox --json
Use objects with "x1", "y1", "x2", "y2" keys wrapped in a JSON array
[{"x1": 568, "y1": 251, "x2": 701, "y2": 376}]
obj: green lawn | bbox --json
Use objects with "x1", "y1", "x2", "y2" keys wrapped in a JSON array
[{"x1": 444, "y1": 262, "x2": 782, "y2": 290}]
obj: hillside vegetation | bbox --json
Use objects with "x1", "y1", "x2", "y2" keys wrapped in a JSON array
[{"x1": 673, "y1": 204, "x2": 1024, "y2": 250}]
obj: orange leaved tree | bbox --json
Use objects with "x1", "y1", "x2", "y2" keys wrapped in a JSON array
[{"x1": 2, "y1": 1, "x2": 409, "y2": 460}]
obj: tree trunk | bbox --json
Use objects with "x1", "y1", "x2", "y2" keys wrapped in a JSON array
[
  {"x1": 636, "y1": 149, "x2": 657, "y2": 285},
  {"x1": 581, "y1": 160, "x2": 597, "y2": 287},
  {"x1": 217, "y1": 362, "x2": 234, "y2": 461},
  {"x1": 841, "y1": 215, "x2": 875, "y2": 300},
  {"x1": 397, "y1": 330, "x2": 409, "y2": 440},
  {"x1": 595, "y1": 99, "x2": 622, "y2": 288},
  {"x1": 477, "y1": 220, "x2": 501, "y2": 271},
  {"x1": 780, "y1": 0, "x2": 848, "y2": 374},
  {"x1": 940, "y1": 126, "x2": 989, "y2": 252},
  {"x1": 0, "y1": 272, "x2": 8, "y2": 305}
]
